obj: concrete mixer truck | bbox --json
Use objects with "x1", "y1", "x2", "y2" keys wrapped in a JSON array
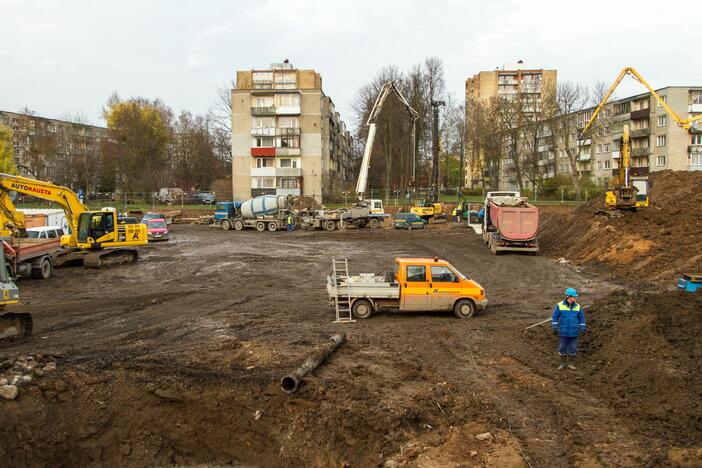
[{"x1": 215, "y1": 195, "x2": 293, "y2": 232}]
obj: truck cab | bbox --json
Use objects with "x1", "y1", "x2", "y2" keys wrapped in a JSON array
[{"x1": 393, "y1": 258, "x2": 486, "y2": 316}]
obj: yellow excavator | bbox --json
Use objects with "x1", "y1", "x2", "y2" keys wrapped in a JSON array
[
  {"x1": 0, "y1": 173, "x2": 148, "y2": 339},
  {"x1": 581, "y1": 67, "x2": 702, "y2": 210}
]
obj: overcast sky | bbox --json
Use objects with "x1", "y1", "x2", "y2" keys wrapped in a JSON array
[{"x1": 1, "y1": 0, "x2": 699, "y2": 128}]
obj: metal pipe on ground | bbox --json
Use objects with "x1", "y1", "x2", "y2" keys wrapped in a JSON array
[{"x1": 280, "y1": 333, "x2": 346, "y2": 393}]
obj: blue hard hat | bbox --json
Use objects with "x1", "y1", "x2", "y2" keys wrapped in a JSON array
[{"x1": 565, "y1": 288, "x2": 578, "y2": 298}]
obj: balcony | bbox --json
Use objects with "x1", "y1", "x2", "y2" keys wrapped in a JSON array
[
  {"x1": 275, "y1": 147, "x2": 301, "y2": 156},
  {"x1": 276, "y1": 167, "x2": 302, "y2": 177},
  {"x1": 632, "y1": 147, "x2": 650, "y2": 157},
  {"x1": 578, "y1": 153, "x2": 591, "y2": 161},
  {"x1": 276, "y1": 127, "x2": 301, "y2": 136},
  {"x1": 612, "y1": 151, "x2": 621, "y2": 159},
  {"x1": 251, "y1": 147, "x2": 276, "y2": 157},
  {"x1": 251, "y1": 167, "x2": 276, "y2": 177},
  {"x1": 689, "y1": 145, "x2": 702, "y2": 154},
  {"x1": 612, "y1": 112, "x2": 631, "y2": 123},
  {"x1": 251, "y1": 127, "x2": 276, "y2": 136},
  {"x1": 537, "y1": 144, "x2": 552, "y2": 152},
  {"x1": 630, "y1": 108, "x2": 650, "y2": 120},
  {"x1": 689, "y1": 104, "x2": 702, "y2": 113},
  {"x1": 630, "y1": 128, "x2": 650, "y2": 138},
  {"x1": 251, "y1": 106, "x2": 276, "y2": 116},
  {"x1": 611, "y1": 166, "x2": 649, "y2": 177},
  {"x1": 276, "y1": 106, "x2": 301, "y2": 115},
  {"x1": 537, "y1": 159, "x2": 548, "y2": 166},
  {"x1": 577, "y1": 138, "x2": 591, "y2": 147},
  {"x1": 277, "y1": 188, "x2": 301, "y2": 196}
]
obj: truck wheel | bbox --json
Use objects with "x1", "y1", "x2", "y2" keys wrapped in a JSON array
[
  {"x1": 324, "y1": 220, "x2": 336, "y2": 231},
  {"x1": 337, "y1": 220, "x2": 347, "y2": 230},
  {"x1": 357, "y1": 219, "x2": 367, "y2": 228},
  {"x1": 268, "y1": 222, "x2": 278, "y2": 232},
  {"x1": 352, "y1": 299, "x2": 373, "y2": 319},
  {"x1": 31, "y1": 257, "x2": 52, "y2": 280},
  {"x1": 222, "y1": 219, "x2": 232, "y2": 231},
  {"x1": 369, "y1": 218, "x2": 380, "y2": 229},
  {"x1": 454, "y1": 299, "x2": 475, "y2": 319},
  {"x1": 233, "y1": 219, "x2": 244, "y2": 231},
  {"x1": 256, "y1": 221, "x2": 266, "y2": 232}
]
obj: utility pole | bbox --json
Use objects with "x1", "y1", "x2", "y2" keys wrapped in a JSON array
[{"x1": 430, "y1": 100, "x2": 445, "y2": 202}]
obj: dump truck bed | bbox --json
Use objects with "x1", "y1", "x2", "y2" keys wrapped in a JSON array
[
  {"x1": 489, "y1": 200, "x2": 539, "y2": 241},
  {"x1": 3, "y1": 238, "x2": 60, "y2": 262}
]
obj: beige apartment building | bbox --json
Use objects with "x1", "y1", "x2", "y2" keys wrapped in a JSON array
[
  {"x1": 492, "y1": 86, "x2": 702, "y2": 192},
  {"x1": 231, "y1": 61, "x2": 353, "y2": 202},
  {"x1": 464, "y1": 63, "x2": 557, "y2": 187},
  {"x1": 0, "y1": 110, "x2": 107, "y2": 188}
]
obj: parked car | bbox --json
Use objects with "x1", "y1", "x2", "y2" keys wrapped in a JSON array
[
  {"x1": 393, "y1": 212, "x2": 427, "y2": 230},
  {"x1": 142, "y1": 212, "x2": 165, "y2": 222},
  {"x1": 193, "y1": 192, "x2": 216, "y2": 205},
  {"x1": 26, "y1": 226, "x2": 64, "y2": 239},
  {"x1": 146, "y1": 218, "x2": 169, "y2": 241}
]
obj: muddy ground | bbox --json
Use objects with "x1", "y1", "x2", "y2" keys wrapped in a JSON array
[{"x1": 0, "y1": 222, "x2": 699, "y2": 467}]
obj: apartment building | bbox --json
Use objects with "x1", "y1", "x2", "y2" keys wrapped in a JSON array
[
  {"x1": 497, "y1": 86, "x2": 702, "y2": 192},
  {"x1": 231, "y1": 61, "x2": 353, "y2": 202},
  {"x1": 464, "y1": 62, "x2": 557, "y2": 187},
  {"x1": 0, "y1": 110, "x2": 107, "y2": 187}
]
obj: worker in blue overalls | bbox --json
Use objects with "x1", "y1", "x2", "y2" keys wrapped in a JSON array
[{"x1": 552, "y1": 288, "x2": 586, "y2": 370}]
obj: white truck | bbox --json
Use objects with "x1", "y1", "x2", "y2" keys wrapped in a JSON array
[{"x1": 301, "y1": 199, "x2": 388, "y2": 231}]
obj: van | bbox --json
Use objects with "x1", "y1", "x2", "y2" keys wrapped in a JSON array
[{"x1": 26, "y1": 226, "x2": 64, "y2": 239}]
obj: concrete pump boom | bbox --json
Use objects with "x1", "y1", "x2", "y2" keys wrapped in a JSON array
[{"x1": 356, "y1": 81, "x2": 419, "y2": 200}]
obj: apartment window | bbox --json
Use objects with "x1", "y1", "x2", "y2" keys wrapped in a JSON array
[
  {"x1": 252, "y1": 71, "x2": 273, "y2": 89},
  {"x1": 691, "y1": 153, "x2": 702, "y2": 165},
  {"x1": 255, "y1": 157, "x2": 274, "y2": 168},
  {"x1": 275, "y1": 94, "x2": 300, "y2": 107},
  {"x1": 559, "y1": 135, "x2": 564, "y2": 144},
  {"x1": 656, "y1": 135, "x2": 666, "y2": 147},
  {"x1": 278, "y1": 177, "x2": 300, "y2": 189},
  {"x1": 657, "y1": 95, "x2": 667, "y2": 107},
  {"x1": 254, "y1": 137, "x2": 274, "y2": 147},
  {"x1": 597, "y1": 161, "x2": 602, "y2": 170},
  {"x1": 569, "y1": 133, "x2": 575, "y2": 142},
  {"x1": 252, "y1": 177, "x2": 275, "y2": 188},
  {"x1": 692, "y1": 134, "x2": 702, "y2": 145},
  {"x1": 274, "y1": 72, "x2": 296, "y2": 89},
  {"x1": 596, "y1": 144, "x2": 602, "y2": 154},
  {"x1": 279, "y1": 158, "x2": 298, "y2": 168},
  {"x1": 604, "y1": 160, "x2": 611, "y2": 169},
  {"x1": 656, "y1": 155, "x2": 666, "y2": 167},
  {"x1": 278, "y1": 116, "x2": 299, "y2": 128},
  {"x1": 277, "y1": 135, "x2": 300, "y2": 148},
  {"x1": 692, "y1": 92, "x2": 702, "y2": 105},
  {"x1": 253, "y1": 117, "x2": 274, "y2": 128},
  {"x1": 253, "y1": 96, "x2": 273, "y2": 107},
  {"x1": 657, "y1": 115, "x2": 667, "y2": 127}
]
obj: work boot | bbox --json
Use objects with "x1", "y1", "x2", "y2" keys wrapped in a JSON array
[
  {"x1": 558, "y1": 355, "x2": 567, "y2": 370},
  {"x1": 567, "y1": 356, "x2": 577, "y2": 371}
]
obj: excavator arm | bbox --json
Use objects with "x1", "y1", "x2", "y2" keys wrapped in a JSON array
[
  {"x1": 356, "y1": 81, "x2": 419, "y2": 199},
  {"x1": 582, "y1": 66, "x2": 702, "y2": 136}
]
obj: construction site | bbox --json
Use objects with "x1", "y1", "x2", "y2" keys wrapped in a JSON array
[
  {"x1": 0, "y1": 168, "x2": 698, "y2": 467},
  {"x1": 2, "y1": 3, "x2": 702, "y2": 465}
]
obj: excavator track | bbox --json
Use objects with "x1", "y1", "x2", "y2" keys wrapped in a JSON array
[
  {"x1": 83, "y1": 249, "x2": 139, "y2": 269},
  {"x1": 0, "y1": 312, "x2": 33, "y2": 340}
]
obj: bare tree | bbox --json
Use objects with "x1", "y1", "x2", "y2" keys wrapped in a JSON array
[{"x1": 554, "y1": 82, "x2": 590, "y2": 199}]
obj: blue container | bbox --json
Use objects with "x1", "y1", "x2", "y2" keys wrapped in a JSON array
[{"x1": 677, "y1": 276, "x2": 702, "y2": 293}]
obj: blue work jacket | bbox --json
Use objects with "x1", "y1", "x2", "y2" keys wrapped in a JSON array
[{"x1": 552, "y1": 300, "x2": 586, "y2": 337}]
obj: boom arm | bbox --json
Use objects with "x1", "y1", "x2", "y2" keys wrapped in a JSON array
[
  {"x1": 0, "y1": 173, "x2": 88, "y2": 244},
  {"x1": 356, "y1": 81, "x2": 419, "y2": 199},
  {"x1": 582, "y1": 66, "x2": 702, "y2": 136}
]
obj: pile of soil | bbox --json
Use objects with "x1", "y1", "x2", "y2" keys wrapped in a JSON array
[
  {"x1": 539, "y1": 170, "x2": 702, "y2": 283},
  {"x1": 292, "y1": 196, "x2": 321, "y2": 211},
  {"x1": 527, "y1": 290, "x2": 702, "y2": 455}
]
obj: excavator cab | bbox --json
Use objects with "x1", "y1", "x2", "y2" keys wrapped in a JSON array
[{"x1": 75, "y1": 211, "x2": 116, "y2": 246}]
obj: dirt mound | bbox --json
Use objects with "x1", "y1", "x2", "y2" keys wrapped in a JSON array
[
  {"x1": 292, "y1": 196, "x2": 321, "y2": 211},
  {"x1": 539, "y1": 170, "x2": 702, "y2": 283},
  {"x1": 527, "y1": 290, "x2": 702, "y2": 451}
]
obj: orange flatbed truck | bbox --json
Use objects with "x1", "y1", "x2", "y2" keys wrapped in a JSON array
[{"x1": 327, "y1": 257, "x2": 487, "y2": 319}]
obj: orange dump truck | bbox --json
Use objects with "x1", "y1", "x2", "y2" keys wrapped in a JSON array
[
  {"x1": 481, "y1": 191, "x2": 539, "y2": 255},
  {"x1": 327, "y1": 257, "x2": 487, "y2": 319}
]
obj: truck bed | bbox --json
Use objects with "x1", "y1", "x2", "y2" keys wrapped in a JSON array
[
  {"x1": 3, "y1": 238, "x2": 60, "y2": 262},
  {"x1": 327, "y1": 273, "x2": 400, "y2": 299}
]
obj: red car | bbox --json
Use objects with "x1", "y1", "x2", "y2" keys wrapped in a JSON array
[{"x1": 146, "y1": 218, "x2": 169, "y2": 241}]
